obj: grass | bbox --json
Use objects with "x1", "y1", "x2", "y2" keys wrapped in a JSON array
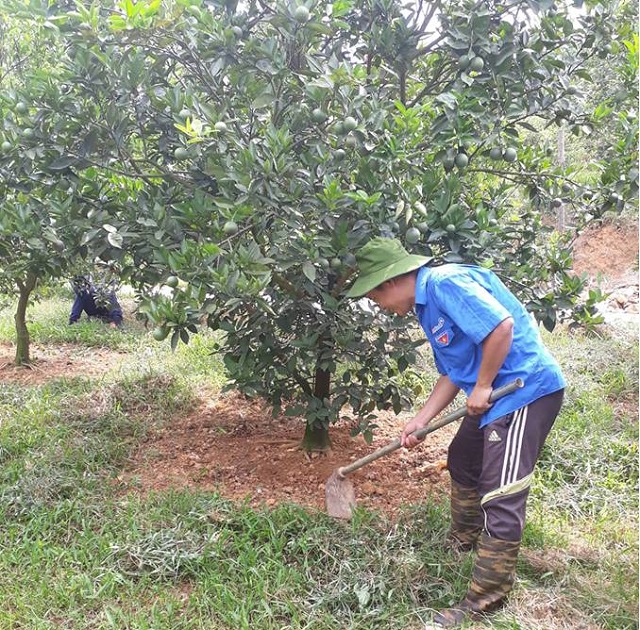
[{"x1": 0, "y1": 295, "x2": 637, "y2": 629}]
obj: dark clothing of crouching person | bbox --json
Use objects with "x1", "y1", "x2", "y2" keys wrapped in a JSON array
[{"x1": 68, "y1": 275, "x2": 123, "y2": 328}]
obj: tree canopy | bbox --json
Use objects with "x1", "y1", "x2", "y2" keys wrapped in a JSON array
[{"x1": 0, "y1": 0, "x2": 637, "y2": 447}]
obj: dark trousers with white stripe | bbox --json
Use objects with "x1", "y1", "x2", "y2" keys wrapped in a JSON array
[{"x1": 447, "y1": 390, "x2": 564, "y2": 541}]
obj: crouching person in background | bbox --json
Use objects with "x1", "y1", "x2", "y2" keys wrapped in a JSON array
[{"x1": 68, "y1": 270, "x2": 123, "y2": 329}]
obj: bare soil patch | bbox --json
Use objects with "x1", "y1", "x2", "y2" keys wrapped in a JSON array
[
  {"x1": 124, "y1": 391, "x2": 454, "y2": 515},
  {"x1": 571, "y1": 218, "x2": 638, "y2": 285},
  {"x1": 0, "y1": 342, "x2": 127, "y2": 386}
]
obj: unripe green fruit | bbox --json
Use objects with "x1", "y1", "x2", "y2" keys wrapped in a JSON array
[
  {"x1": 330, "y1": 257, "x2": 341, "y2": 270},
  {"x1": 566, "y1": 86, "x2": 578, "y2": 96},
  {"x1": 152, "y1": 326, "x2": 170, "y2": 341},
  {"x1": 454, "y1": 153, "x2": 468, "y2": 169},
  {"x1": 22, "y1": 128, "x2": 34, "y2": 139},
  {"x1": 174, "y1": 147, "x2": 189, "y2": 160},
  {"x1": 52, "y1": 240, "x2": 64, "y2": 253},
  {"x1": 178, "y1": 108, "x2": 191, "y2": 119},
  {"x1": 489, "y1": 147, "x2": 502, "y2": 161},
  {"x1": 446, "y1": 224, "x2": 456, "y2": 233},
  {"x1": 318, "y1": 258, "x2": 330, "y2": 269},
  {"x1": 469, "y1": 57, "x2": 484, "y2": 72},
  {"x1": 561, "y1": 182, "x2": 572, "y2": 193},
  {"x1": 417, "y1": 221, "x2": 429, "y2": 233},
  {"x1": 15, "y1": 101, "x2": 28, "y2": 114},
  {"x1": 165, "y1": 275, "x2": 179, "y2": 288},
  {"x1": 344, "y1": 134, "x2": 357, "y2": 149},
  {"x1": 503, "y1": 147, "x2": 517, "y2": 162},
  {"x1": 231, "y1": 26, "x2": 243, "y2": 38},
  {"x1": 442, "y1": 156, "x2": 455, "y2": 172},
  {"x1": 551, "y1": 197, "x2": 563, "y2": 208},
  {"x1": 458, "y1": 55, "x2": 470, "y2": 71},
  {"x1": 311, "y1": 108, "x2": 327, "y2": 123},
  {"x1": 333, "y1": 121, "x2": 344, "y2": 135},
  {"x1": 223, "y1": 220, "x2": 239, "y2": 235},
  {"x1": 1, "y1": 141, "x2": 11, "y2": 152},
  {"x1": 342, "y1": 116, "x2": 357, "y2": 132},
  {"x1": 405, "y1": 227, "x2": 421, "y2": 244},
  {"x1": 334, "y1": 148, "x2": 346, "y2": 161},
  {"x1": 293, "y1": 5, "x2": 310, "y2": 22},
  {"x1": 214, "y1": 121, "x2": 228, "y2": 133}
]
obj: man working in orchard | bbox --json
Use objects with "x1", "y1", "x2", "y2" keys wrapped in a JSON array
[{"x1": 346, "y1": 237, "x2": 565, "y2": 628}]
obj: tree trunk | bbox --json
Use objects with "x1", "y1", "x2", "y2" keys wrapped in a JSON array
[
  {"x1": 300, "y1": 366, "x2": 332, "y2": 452},
  {"x1": 14, "y1": 272, "x2": 37, "y2": 366},
  {"x1": 300, "y1": 420, "x2": 332, "y2": 452}
]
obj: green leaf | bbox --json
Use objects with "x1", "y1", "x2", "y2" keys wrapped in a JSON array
[
  {"x1": 107, "y1": 232, "x2": 123, "y2": 249},
  {"x1": 48, "y1": 156, "x2": 77, "y2": 170},
  {"x1": 302, "y1": 261, "x2": 316, "y2": 282},
  {"x1": 251, "y1": 91, "x2": 276, "y2": 109}
]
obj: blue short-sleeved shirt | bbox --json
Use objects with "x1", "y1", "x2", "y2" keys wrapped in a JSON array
[{"x1": 415, "y1": 264, "x2": 565, "y2": 427}]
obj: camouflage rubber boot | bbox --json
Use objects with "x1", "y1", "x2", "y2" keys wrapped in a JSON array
[
  {"x1": 445, "y1": 480, "x2": 483, "y2": 552},
  {"x1": 432, "y1": 533, "x2": 520, "y2": 628}
]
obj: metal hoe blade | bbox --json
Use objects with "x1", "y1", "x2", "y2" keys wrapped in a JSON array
[{"x1": 325, "y1": 469, "x2": 356, "y2": 519}]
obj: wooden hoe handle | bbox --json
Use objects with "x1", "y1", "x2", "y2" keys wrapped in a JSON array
[{"x1": 337, "y1": 378, "x2": 524, "y2": 478}]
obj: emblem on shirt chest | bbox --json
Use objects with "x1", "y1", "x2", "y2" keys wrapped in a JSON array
[
  {"x1": 435, "y1": 331, "x2": 450, "y2": 345},
  {"x1": 431, "y1": 317, "x2": 445, "y2": 334}
]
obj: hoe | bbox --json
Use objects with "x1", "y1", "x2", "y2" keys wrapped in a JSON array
[{"x1": 325, "y1": 379, "x2": 524, "y2": 519}]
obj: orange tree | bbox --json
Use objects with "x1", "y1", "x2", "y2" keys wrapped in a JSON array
[
  {"x1": 3, "y1": 0, "x2": 636, "y2": 447},
  {"x1": 0, "y1": 13, "x2": 106, "y2": 365}
]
